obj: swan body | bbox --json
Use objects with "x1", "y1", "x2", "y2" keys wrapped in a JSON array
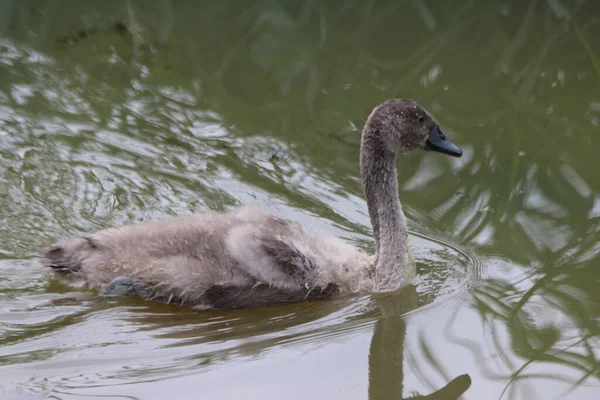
[{"x1": 40, "y1": 99, "x2": 462, "y2": 308}]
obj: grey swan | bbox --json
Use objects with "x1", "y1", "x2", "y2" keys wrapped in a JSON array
[{"x1": 40, "y1": 99, "x2": 462, "y2": 308}]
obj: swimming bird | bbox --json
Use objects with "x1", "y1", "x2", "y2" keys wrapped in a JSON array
[{"x1": 40, "y1": 99, "x2": 462, "y2": 308}]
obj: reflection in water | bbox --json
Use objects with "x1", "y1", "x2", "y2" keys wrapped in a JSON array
[
  {"x1": 0, "y1": 277, "x2": 477, "y2": 399},
  {"x1": 446, "y1": 264, "x2": 599, "y2": 399},
  {"x1": 369, "y1": 290, "x2": 471, "y2": 400},
  {"x1": 119, "y1": 287, "x2": 472, "y2": 399}
]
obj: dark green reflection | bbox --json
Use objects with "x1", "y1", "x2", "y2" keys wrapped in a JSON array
[{"x1": 369, "y1": 290, "x2": 472, "y2": 399}]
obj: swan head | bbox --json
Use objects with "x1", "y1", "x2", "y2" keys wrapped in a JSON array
[{"x1": 365, "y1": 99, "x2": 462, "y2": 157}]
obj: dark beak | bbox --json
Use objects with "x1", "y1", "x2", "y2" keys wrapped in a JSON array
[{"x1": 425, "y1": 125, "x2": 462, "y2": 157}]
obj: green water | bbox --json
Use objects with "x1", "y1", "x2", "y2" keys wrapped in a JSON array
[{"x1": 0, "y1": 0, "x2": 599, "y2": 399}]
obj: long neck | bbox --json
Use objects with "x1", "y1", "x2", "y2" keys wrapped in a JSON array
[{"x1": 360, "y1": 131, "x2": 412, "y2": 290}]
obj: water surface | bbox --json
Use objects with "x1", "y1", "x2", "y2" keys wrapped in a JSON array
[{"x1": 1, "y1": 1, "x2": 599, "y2": 399}]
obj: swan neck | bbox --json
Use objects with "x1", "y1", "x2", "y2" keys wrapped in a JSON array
[{"x1": 360, "y1": 134, "x2": 412, "y2": 289}]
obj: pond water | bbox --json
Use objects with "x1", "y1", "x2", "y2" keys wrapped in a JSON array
[{"x1": 0, "y1": 1, "x2": 599, "y2": 399}]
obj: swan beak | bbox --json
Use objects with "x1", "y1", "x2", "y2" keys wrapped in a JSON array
[{"x1": 425, "y1": 125, "x2": 463, "y2": 157}]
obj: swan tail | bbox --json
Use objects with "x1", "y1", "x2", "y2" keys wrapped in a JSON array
[{"x1": 39, "y1": 237, "x2": 96, "y2": 274}]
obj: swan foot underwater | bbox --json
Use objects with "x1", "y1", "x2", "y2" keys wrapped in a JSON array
[{"x1": 40, "y1": 99, "x2": 462, "y2": 309}]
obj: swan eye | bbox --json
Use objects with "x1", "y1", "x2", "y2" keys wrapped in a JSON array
[{"x1": 417, "y1": 115, "x2": 424, "y2": 123}]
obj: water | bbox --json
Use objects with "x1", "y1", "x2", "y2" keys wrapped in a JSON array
[{"x1": 0, "y1": 0, "x2": 599, "y2": 399}]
